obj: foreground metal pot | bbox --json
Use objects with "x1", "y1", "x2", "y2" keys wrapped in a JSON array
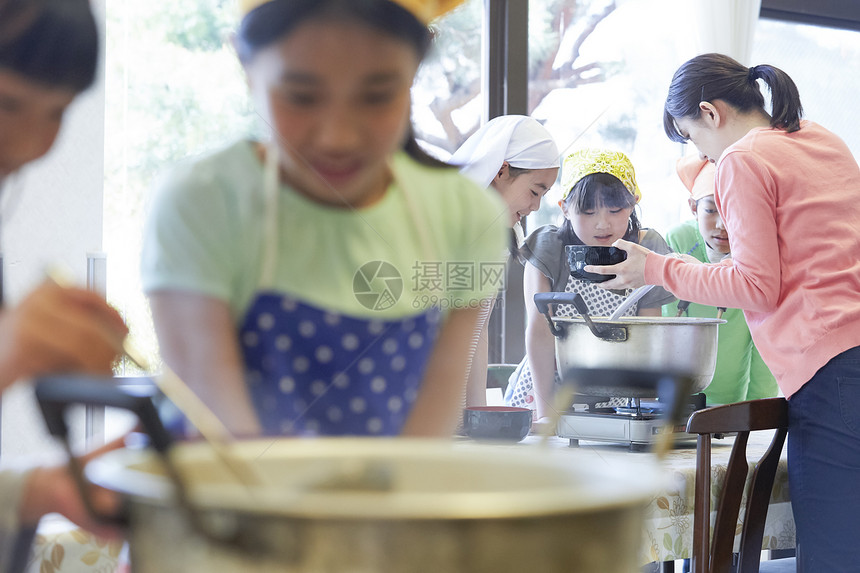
[
  {"x1": 36, "y1": 378, "x2": 655, "y2": 573},
  {"x1": 97, "y1": 439, "x2": 652, "y2": 573}
]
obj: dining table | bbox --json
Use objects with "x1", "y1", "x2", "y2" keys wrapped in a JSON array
[
  {"x1": 26, "y1": 428, "x2": 794, "y2": 573},
  {"x1": 471, "y1": 429, "x2": 795, "y2": 569}
]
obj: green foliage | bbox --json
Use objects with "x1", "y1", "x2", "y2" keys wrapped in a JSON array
[
  {"x1": 420, "y1": 0, "x2": 482, "y2": 97},
  {"x1": 160, "y1": 0, "x2": 236, "y2": 52},
  {"x1": 105, "y1": 2, "x2": 255, "y2": 183}
]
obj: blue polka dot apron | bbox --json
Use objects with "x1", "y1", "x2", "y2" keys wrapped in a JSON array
[{"x1": 238, "y1": 144, "x2": 441, "y2": 437}]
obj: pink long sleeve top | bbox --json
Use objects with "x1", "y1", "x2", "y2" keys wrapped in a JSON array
[{"x1": 645, "y1": 121, "x2": 860, "y2": 398}]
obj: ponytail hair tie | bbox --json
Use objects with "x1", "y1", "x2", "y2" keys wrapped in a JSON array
[{"x1": 748, "y1": 66, "x2": 758, "y2": 82}]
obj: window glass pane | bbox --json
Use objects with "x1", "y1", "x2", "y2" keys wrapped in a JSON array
[
  {"x1": 753, "y1": 19, "x2": 860, "y2": 156},
  {"x1": 105, "y1": 1, "x2": 255, "y2": 371},
  {"x1": 527, "y1": 0, "x2": 693, "y2": 234},
  {"x1": 413, "y1": 0, "x2": 483, "y2": 158}
]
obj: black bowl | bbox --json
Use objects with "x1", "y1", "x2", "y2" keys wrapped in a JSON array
[
  {"x1": 463, "y1": 406, "x2": 533, "y2": 442},
  {"x1": 566, "y1": 245, "x2": 627, "y2": 283}
]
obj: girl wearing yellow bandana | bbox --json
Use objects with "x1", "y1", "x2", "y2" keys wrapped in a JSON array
[
  {"x1": 142, "y1": 0, "x2": 509, "y2": 439},
  {"x1": 504, "y1": 148, "x2": 676, "y2": 424}
]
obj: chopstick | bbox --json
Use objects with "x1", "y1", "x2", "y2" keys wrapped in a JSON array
[
  {"x1": 128, "y1": 354, "x2": 268, "y2": 488},
  {"x1": 652, "y1": 424, "x2": 676, "y2": 461}
]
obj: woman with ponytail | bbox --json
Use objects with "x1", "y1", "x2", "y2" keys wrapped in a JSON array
[{"x1": 588, "y1": 53, "x2": 860, "y2": 570}]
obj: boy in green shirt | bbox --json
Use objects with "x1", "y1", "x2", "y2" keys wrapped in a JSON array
[{"x1": 663, "y1": 156, "x2": 778, "y2": 405}]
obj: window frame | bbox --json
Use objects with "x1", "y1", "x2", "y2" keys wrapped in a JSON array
[{"x1": 760, "y1": 0, "x2": 860, "y2": 32}]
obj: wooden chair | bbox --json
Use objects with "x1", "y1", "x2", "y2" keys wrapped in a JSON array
[{"x1": 686, "y1": 398, "x2": 796, "y2": 573}]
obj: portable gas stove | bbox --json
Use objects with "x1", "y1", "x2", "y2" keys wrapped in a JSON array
[{"x1": 556, "y1": 393, "x2": 707, "y2": 451}]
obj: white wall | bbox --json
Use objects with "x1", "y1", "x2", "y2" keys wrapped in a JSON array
[{"x1": 1, "y1": 0, "x2": 107, "y2": 459}]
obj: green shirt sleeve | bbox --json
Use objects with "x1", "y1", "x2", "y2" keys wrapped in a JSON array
[{"x1": 141, "y1": 142, "x2": 254, "y2": 305}]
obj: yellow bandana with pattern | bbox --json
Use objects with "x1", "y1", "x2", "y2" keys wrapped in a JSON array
[
  {"x1": 561, "y1": 148, "x2": 642, "y2": 202},
  {"x1": 238, "y1": 0, "x2": 464, "y2": 23}
]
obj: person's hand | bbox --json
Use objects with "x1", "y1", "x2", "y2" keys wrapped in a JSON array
[
  {"x1": 19, "y1": 436, "x2": 127, "y2": 539},
  {"x1": 584, "y1": 239, "x2": 650, "y2": 290},
  {"x1": 0, "y1": 280, "x2": 128, "y2": 389}
]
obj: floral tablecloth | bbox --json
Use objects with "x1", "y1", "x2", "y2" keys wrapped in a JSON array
[
  {"x1": 527, "y1": 431, "x2": 794, "y2": 565},
  {"x1": 26, "y1": 515, "x2": 127, "y2": 573},
  {"x1": 640, "y1": 435, "x2": 793, "y2": 563}
]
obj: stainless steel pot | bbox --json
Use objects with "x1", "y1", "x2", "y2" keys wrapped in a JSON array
[
  {"x1": 36, "y1": 377, "x2": 656, "y2": 573},
  {"x1": 552, "y1": 315, "x2": 722, "y2": 396},
  {"x1": 534, "y1": 292, "x2": 723, "y2": 397}
]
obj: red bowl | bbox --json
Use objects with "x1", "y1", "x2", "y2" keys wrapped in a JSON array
[{"x1": 463, "y1": 406, "x2": 533, "y2": 442}]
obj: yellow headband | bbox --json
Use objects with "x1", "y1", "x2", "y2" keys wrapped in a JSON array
[
  {"x1": 561, "y1": 148, "x2": 642, "y2": 202},
  {"x1": 239, "y1": 0, "x2": 464, "y2": 24}
]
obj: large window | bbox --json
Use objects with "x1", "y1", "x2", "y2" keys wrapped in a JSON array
[{"x1": 101, "y1": 1, "x2": 860, "y2": 369}]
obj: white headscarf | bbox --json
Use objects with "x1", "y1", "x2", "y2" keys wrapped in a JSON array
[{"x1": 450, "y1": 115, "x2": 561, "y2": 189}]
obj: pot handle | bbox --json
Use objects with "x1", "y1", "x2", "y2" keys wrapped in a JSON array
[
  {"x1": 533, "y1": 291, "x2": 578, "y2": 316},
  {"x1": 36, "y1": 376, "x2": 267, "y2": 553},
  {"x1": 533, "y1": 292, "x2": 580, "y2": 337},
  {"x1": 35, "y1": 375, "x2": 174, "y2": 527},
  {"x1": 533, "y1": 292, "x2": 628, "y2": 342}
]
